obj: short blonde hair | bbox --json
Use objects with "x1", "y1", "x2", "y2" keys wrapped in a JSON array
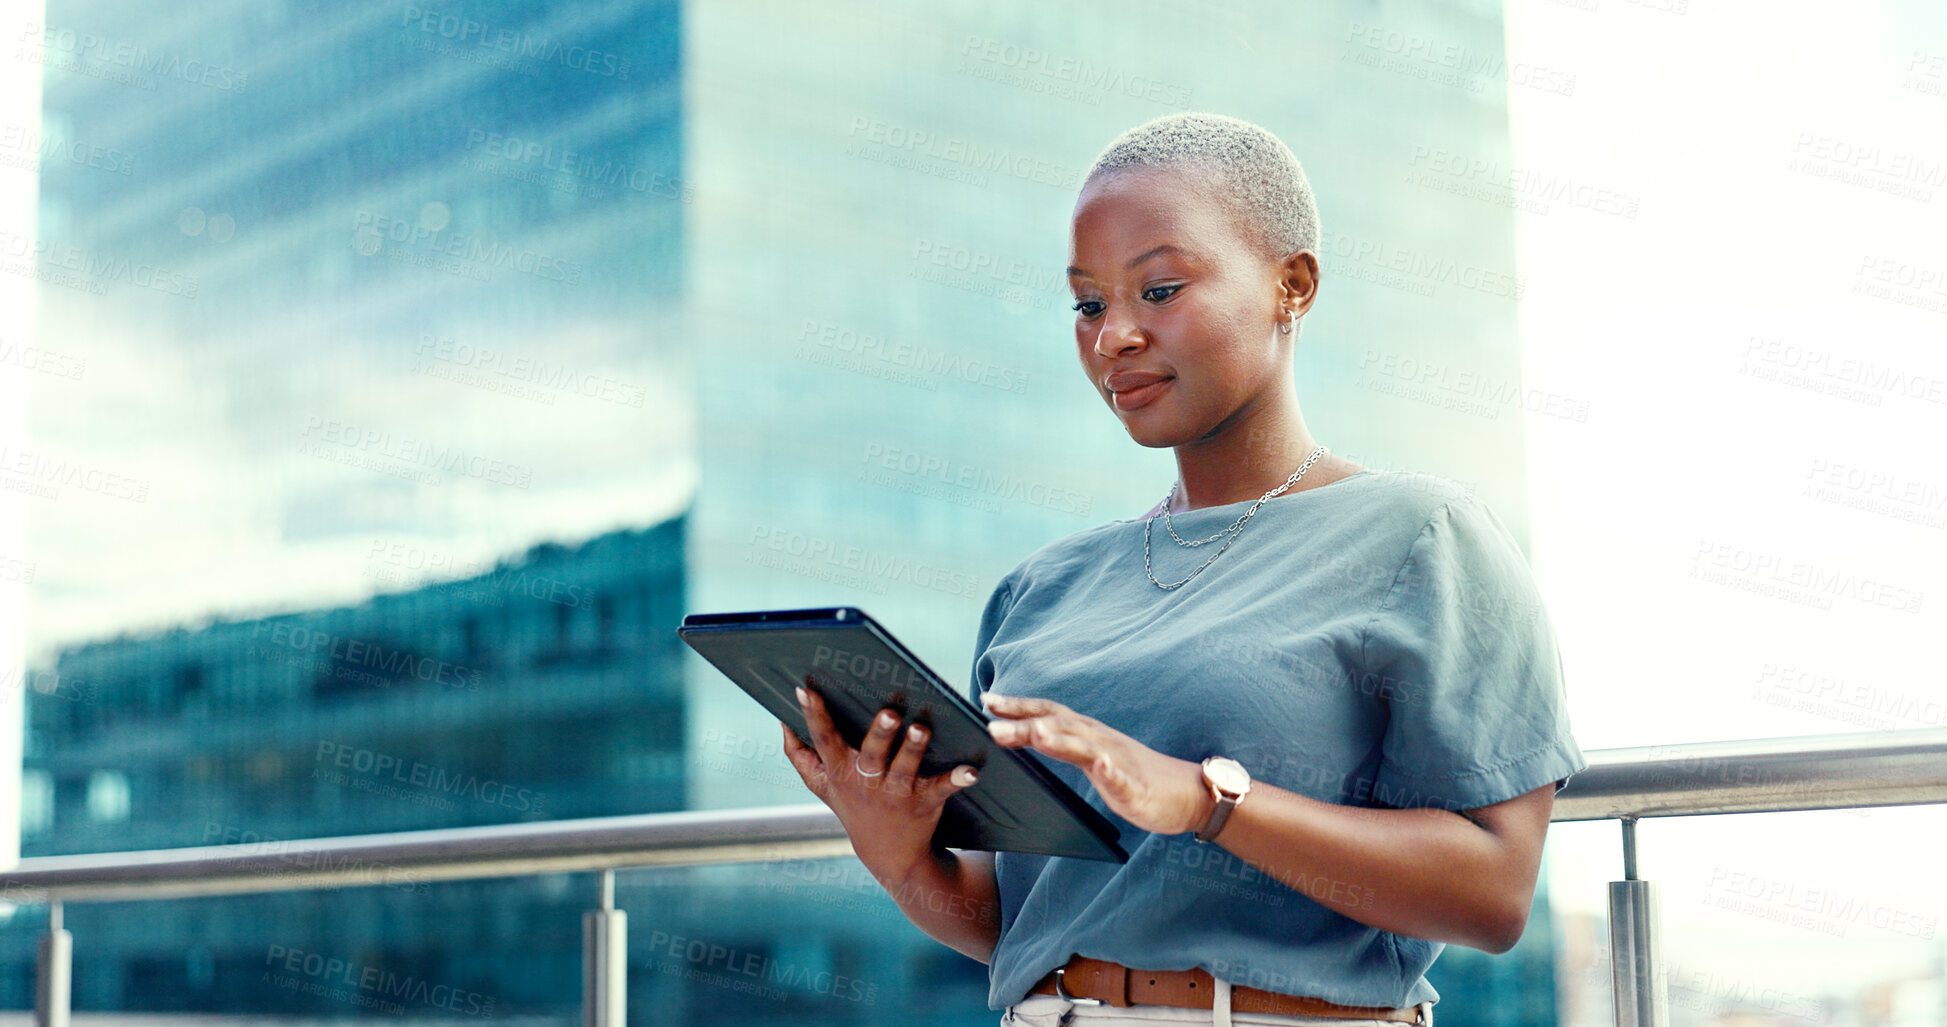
[{"x1": 1084, "y1": 112, "x2": 1320, "y2": 263}]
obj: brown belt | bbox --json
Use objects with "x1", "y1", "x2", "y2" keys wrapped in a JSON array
[{"x1": 1029, "y1": 955, "x2": 1425, "y2": 1024}]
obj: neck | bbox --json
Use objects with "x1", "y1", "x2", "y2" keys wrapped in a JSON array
[{"x1": 1166, "y1": 402, "x2": 1328, "y2": 512}]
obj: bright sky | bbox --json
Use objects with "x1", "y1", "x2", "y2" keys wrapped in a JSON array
[{"x1": 1505, "y1": 0, "x2": 1947, "y2": 1008}]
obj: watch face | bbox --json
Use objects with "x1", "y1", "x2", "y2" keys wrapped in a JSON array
[{"x1": 1205, "y1": 757, "x2": 1249, "y2": 793}]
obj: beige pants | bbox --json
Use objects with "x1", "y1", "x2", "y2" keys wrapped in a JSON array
[{"x1": 1001, "y1": 979, "x2": 1433, "y2": 1027}]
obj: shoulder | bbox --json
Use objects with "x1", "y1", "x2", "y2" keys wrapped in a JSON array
[
  {"x1": 1364, "y1": 476, "x2": 1547, "y2": 624},
  {"x1": 1323, "y1": 470, "x2": 1533, "y2": 606},
  {"x1": 992, "y1": 516, "x2": 1132, "y2": 593},
  {"x1": 1298, "y1": 468, "x2": 1506, "y2": 559},
  {"x1": 1342, "y1": 468, "x2": 1476, "y2": 538}
]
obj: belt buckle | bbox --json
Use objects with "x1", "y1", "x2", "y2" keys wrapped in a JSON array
[{"x1": 1053, "y1": 968, "x2": 1105, "y2": 1006}]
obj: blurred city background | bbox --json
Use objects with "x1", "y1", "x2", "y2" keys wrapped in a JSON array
[{"x1": 0, "y1": 0, "x2": 1942, "y2": 1024}]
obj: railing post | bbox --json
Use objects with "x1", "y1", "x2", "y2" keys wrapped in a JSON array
[
  {"x1": 35, "y1": 900, "x2": 71, "y2": 1027},
  {"x1": 583, "y1": 868, "x2": 626, "y2": 1027},
  {"x1": 1608, "y1": 818, "x2": 1667, "y2": 1027}
]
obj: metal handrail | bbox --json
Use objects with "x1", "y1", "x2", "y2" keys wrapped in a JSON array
[
  {"x1": 0, "y1": 806, "x2": 851, "y2": 903},
  {"x1": 1551, "y1": 725, "x2": 1947, "y2": 820},
  {"x1": 2, "y1": 726, "x2": 1942, "y2": 902}
]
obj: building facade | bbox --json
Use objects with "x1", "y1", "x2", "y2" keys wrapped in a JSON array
[{"x1": 3, "y1": 514, "x2": 688, "y2": 1014}]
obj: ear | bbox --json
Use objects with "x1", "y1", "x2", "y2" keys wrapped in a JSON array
[{"x1": 1277, "y1": 250, "x2": 1321, "y2": 323}]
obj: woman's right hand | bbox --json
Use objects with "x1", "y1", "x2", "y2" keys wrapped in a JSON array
[{"x1": 781, "y1": 684, "x2": 981, "y2": 886}]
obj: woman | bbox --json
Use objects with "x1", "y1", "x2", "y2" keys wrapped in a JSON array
[{"x1": 782, "y1": 112, "x2": 1588, "y2": 1027}]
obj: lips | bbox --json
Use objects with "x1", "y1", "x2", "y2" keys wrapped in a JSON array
[
  {"x1": 1105, "y1": 370, "x2": 1170, "y2": 392},
  {"x1": 1105, "y1": 370, "x2": 1172, "y2": 411}
]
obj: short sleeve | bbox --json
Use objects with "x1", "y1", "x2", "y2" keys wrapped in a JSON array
[
  {"x1": 1357, "y1": 496, "x2": 1587, "y2": 812},
  {"x1": 967, "y1": 567, "x2": 1021, "y2": 707}
]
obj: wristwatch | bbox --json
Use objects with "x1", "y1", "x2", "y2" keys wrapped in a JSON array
[{"x1": 1194, "y1": 756, "x2": 1251, "y2": 843}]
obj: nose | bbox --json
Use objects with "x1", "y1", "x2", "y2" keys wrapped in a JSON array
[{"x1": 1092, "y1": 302, "x2": 1146, "y2": 359}]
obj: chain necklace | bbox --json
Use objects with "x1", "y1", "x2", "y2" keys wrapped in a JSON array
[{"x1": 1142, "y1": 445, "x2": 1329, "y2": 590}]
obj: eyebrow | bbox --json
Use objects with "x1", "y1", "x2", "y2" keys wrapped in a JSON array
[{"x1": 1067, "y1": 243, "x2": 1194, "y2": 278}]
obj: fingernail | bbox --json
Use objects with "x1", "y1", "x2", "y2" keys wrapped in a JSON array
[
  {"x1": 795, "y1": 687, "x2": 808, "y2": 705},
  {"x1": 953, "y1": 766, "x2": 978, "y2": 786},
  {"x1": 877, "y1": 711, "x2": 897, "y2": 728},
  {"x1": 908, "y1": 725, "x2": 924, "y2": 741}
]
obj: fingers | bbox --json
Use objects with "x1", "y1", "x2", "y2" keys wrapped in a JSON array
[
  {"x1": 796, "y1": 685, "x2": 847, "y2": 767},
  {"x1": 780, "y1": 721, "x2": 825, "y2": 793},
  {"x1": 983, "y1": 694, "x2": 1068, "y2": 719},
  {"x1": 855, "y1": 706, "x2": 903, "y2": 781},
  {"x1": 987, "y1": 707, "x2": 1107, "y2": 771},
  {"x1": 928, "y1": 762, "x2": 980, "y2": 803},
  {"x1": 884, "y1": 720, "x2": 929, "y2": 795}
]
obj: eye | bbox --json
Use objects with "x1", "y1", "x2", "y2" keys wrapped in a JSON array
[
  {"x1": 1071, "y1": 299, "x2": 1104, "y2": 318},
  {"x1": 1142, "y1": 284, "x2": 1182, "y2": 303}
]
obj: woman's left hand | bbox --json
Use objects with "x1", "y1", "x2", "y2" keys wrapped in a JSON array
[{"x1": 983, "y1": 694, "x2": 1210, "y2": 836}]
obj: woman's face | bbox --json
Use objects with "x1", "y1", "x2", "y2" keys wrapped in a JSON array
[{"x1": 1067, "y1": 165, "x2": 1309, "y2": 450}]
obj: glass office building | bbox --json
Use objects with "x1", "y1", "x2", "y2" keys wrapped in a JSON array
[
  {"x1": 7, "y1": 0, "x2": 1567, "y2": 1022},
  {"x1": 4, "y1": 516, "x2": 687, "y2": 1012}
]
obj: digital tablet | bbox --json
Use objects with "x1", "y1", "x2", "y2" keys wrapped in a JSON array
[{"x1": 677, "y1": 607, "x2": 1129, "y2": 863}]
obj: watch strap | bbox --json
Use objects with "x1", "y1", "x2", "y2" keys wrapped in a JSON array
[{"x1": 1194, "y1": 793, "x2": 1236, "y2": 843}]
